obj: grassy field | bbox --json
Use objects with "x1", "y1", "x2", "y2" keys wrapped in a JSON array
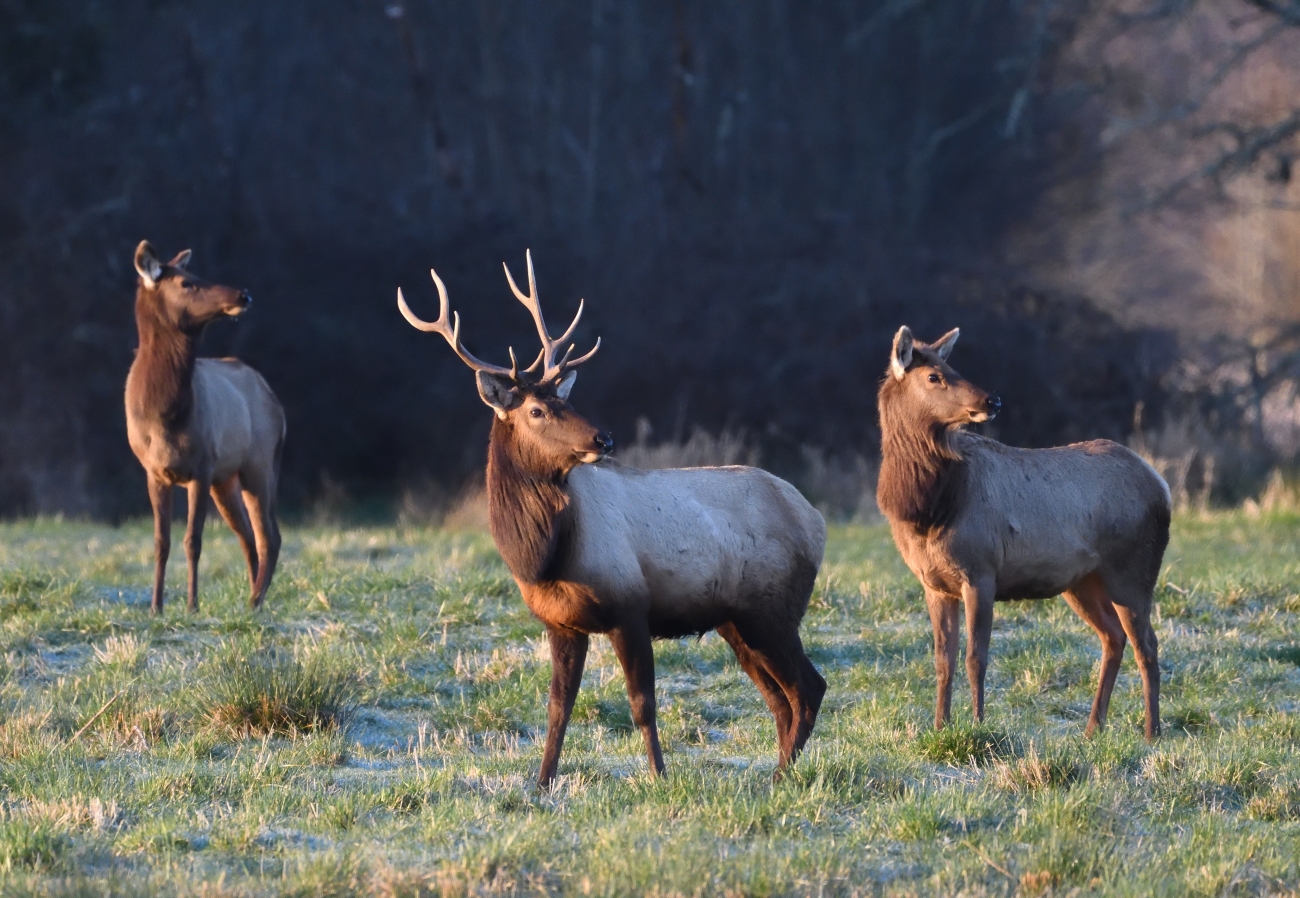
[{"x1": 1, "y1": 512, "x2": 1299, "y2": 896}]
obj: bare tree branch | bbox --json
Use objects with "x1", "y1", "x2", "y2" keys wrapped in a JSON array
[
  {"x1": 1128, "y1": 109, "x2": 1300, "y2": 213},
  {"x1": 1241, "y1": 0, "x2": 1300, "y2": 26}
]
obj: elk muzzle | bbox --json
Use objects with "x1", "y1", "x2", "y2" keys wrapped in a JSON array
[
  {"x1": 970, "y1": 393, "x2": 1001, "y2": 423},
  {"x1": 577, "y1": 430, "x2": 614, "y2": 464},
  {"x1": 226, "y1": 290, "x2": 252, "y2": 316}
]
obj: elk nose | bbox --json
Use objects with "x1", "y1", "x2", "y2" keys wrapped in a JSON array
[
  {"x1": 986, "y1": 394, "x2": 1002, "y2": 415},
  {"x1": 594, "y1": 431, "x2": 614, "y2": 454},
  {"x1": 239, "y1": 290, "x2": 253, "y2": 307}
]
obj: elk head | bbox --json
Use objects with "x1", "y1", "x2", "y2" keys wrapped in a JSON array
[
  {"x1": 134, "y1": 241, "x2": 251, "y2": 332},
  {"x1": 888, "y1": 326, "x2": 1001, "y2": 427},
  {"x1": 399, "y1": 251, "x2": 610, "y2": 474}
]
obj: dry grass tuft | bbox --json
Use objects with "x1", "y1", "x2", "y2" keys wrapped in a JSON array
[
  {"x1": 201, "y1": 642, "x2": 359, "y2": 738},
  {"x1": 988, "y1": 745, "x2": 1084, "y2": 793},
  {"x1": 93, "y1": 633, "x2": 149, "y2": 672}
]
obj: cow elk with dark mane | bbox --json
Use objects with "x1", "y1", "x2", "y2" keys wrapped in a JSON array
[
  {"x1": 126, "y1": 241, "x2": 285, "y2": 614},
  {"x1": 398, "y1": 252, "x2": 827, "y2": 787},
  {"x1": 877, "y1": 326, "x2": 1170, "y2": 740}
]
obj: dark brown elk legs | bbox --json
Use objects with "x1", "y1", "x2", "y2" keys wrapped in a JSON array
[
  {"x1": 211, "y1": 476, "x2": 259, "y2": 593},
  {"x1": 785, "y1": 643, "x2": 826, "y2": 762},
  {"x1": 147, "y1": 475, "x2": 172, "y2": 615},
  {"x1": 609, "y1": 623, "x2": 666, "y2": 778},
  {"x1": 183, "y1": 480, "x2": 210, "y2": 613},
  {"x1": 1062, "y1": 572, "x2": 1127, "y2": 737},
  {"x1": 539, "y1": 625, "x2": 589, "y2": 789},
  {"x1": 718, "y1": 622, "x2": 795, "y2": 754},
  {"x1": 242, "y1": 485, "x2": 280, "y2": 609},
  {"x1": 729, "y1": 620, "x2": 824, "y2": 774},
  {"x1": 963, "y1": 580, "x2": 995, "y2": 723},
  {"x1": 926, "y1": 591, "x2": 960, "y2": 728},
  {"x1": 1114, "y1": 603, "x2": 1161, "y2": 740}
]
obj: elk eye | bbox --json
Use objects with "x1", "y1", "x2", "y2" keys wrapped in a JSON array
[
  {"x1": 928, "y1": 373, "x2": 942, "y2": 384},
  {"x1": 529, "y1": 407, "x2": 544, "y2": 418},
  {"x1": 181, "y1": 280, "x2": 195, "y2": 290}
]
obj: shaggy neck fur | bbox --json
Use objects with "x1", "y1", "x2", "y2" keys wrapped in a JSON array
[
  {"x1": 486, "y1": 417, "x2": 573, "y2": 585},
  {"x1": 129, "y1": 286, "x2": 199, "y2": 428},
  {"x1": 876, "y1": 376, "x2": 966, "y2": 529}
]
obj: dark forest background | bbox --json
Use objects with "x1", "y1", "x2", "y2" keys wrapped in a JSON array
[{"x1": 2, "y1": 0, "x2": 1299, "y2": 519}]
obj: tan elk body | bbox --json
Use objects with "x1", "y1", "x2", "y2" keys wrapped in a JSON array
[
  {"x1": 877, "y1": 327, "x2": 1170, "y2": 739},
  {"x1": 400, "y1": 254, "x2": 826, "y2": 787},
  {"x1": 125, "y1": 241, "x2": 285, "y2": 613},
  {"x1": 522, "y1": 463, "x2": 823, "y2": 636}
]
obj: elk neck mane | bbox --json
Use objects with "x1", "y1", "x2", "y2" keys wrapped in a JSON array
[
  {"x1": 129, "y1": 283, "x2": 198, "y2": 428},
  {"x1": 876, "y1": 375, "x2": 968, "y2": 528},
  {"x1": 485, "y1": 416, "x2": 574, "y2": 585}
]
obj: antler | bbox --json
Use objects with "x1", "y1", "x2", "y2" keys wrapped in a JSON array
[
  {"x1": 502, "y1": 249, "x2": 600, "y2": 383},
  {"x1": 397, "y1": 269, "x2": 520, "y2": 379}
]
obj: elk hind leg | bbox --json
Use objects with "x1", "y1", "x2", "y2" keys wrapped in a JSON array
[
  {"x1": 212, "y1": 476, "x2": 258, "y2": 593},
  {"x1": 183, "y1": 479, "x2": 212, "y2": 613},
  {"x1": 539, "y1": 625, "x2": 589, "y2": 790},
  {"x1": 730, "y1": 619, "x2": 824, "y2": 773},
  {"x1": 1062, "y1": 572, "x2": 1127, "y2": 737},
  {"x1": 241, "y1": 475, "x2": 281, "y2": 609},
  {"x1": 1113, "y1": 600, "x2": 1161, "y2": 740},
  {"x1": 609, "y1": 622, "x2": 666, "y2": 778},
  {"x1": 718, "y1": 621, "x2": 796, "y2": 759},
  {"x1": 962, "y1": 579, "x2": 996, "y2": 723},
  {"x1": 926, "y1": 590, "x2": 961, "y2": 729},
  {"x1": 146, "y1": 475, "x2": 173, "y2": 615}
]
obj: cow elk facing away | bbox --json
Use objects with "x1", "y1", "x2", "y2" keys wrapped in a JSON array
[
  {"x1": 399, "y1": 252, "x2": 828, "y2": 787},
  {"x1": 125, "y1": 241, "x2": 285, "y2": 614},
  {"x1": 877, "y1": 327, "x2": 1170, "y2": 740}
]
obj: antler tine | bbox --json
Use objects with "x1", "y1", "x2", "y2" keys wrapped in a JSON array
[
  {"x1": 552, "y1": 297, "x2": 585, "y2": 349},
  {"x1": 396, "y1": 269, "x2": 514, "y2": 378},
  {"x1": 564, "y1": 336, "x2": 601, "y2": 370},
  {"x1": 502, "y1": 251, "x2": 599, "y2": 383},
  {"x1": 503, "y1": 249, "x2": 551, "y2": 345},
  {"x1": 522, "y1": 347, "x2": 547, "y2": 375},
  {"x1": 397, "y1": 286, "x2": 445, "y2": 333}
]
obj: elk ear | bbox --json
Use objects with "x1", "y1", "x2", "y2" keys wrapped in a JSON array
[
  {"x1": 476, "y1": 370, "x2": 521, "y2": 419},
  {"x1": 555, "y1": 370, "x2": 577, "y2": 400},
  {"x1": 932, "y1": 328, "x2": 960, "y2": 361},
  {"x1": 890, "y1": 326, "x2": 914, "y2": 380},
  {"x1": 134, "y1": 241, "x2": 162, "y2": 288},
  {"x1": 168, "y1": 249, "x2": 192, "y2": 270}
]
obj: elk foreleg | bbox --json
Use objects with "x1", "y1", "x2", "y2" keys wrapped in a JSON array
[
  {"x1": 609, "y1": 622, "x2": 666, "y2": 779},
  {"x1": 962, "y1": 579, "x2": 995, "y2": 723},
  {"x1": 146, "y1": 475, "x2": 173, "y2": 615},
  {"x1": 183, "y1": 480, "x2": 210, "y2": 613},
  {"x1": 1114, "y1": 603, "x2": 1161, "y2": 741},
  {"x1": 925, "y1": 590, "x2": 960, "y2": 728},
  {"x1": 1062, "y1": 573, "x2": 1127, "y2": 737},
  {"x1": 539, "y1": 625, "x2": 589, "y2": 790}
]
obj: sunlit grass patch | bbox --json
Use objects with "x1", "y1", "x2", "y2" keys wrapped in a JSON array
[
  {"x1": 987, "y1": 742, "x2": 1085, "y2": 793},
  {"x1": 0, "y1": 816, "x2": 70, "y2": 873},
  {"x1": 91, "y1": 633, "x2": 149, "y2": 673},
  {"x1": 0, "y1": 513, "x2": 1298, "y2": 893},
  {"x1": 916, "y1": 722, "x2": 1014, "y2": 766},
  {"x1": 198, "y1": 639, "x2": 359, "y2": 738}
]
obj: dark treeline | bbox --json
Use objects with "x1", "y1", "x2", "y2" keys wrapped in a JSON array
[{"x1": 1, "y1": 0, "x2": 1295, "y2": 518}]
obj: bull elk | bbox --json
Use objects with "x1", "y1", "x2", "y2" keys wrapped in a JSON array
[
  {"x1": 399, "y1": 252, "x2": 827, "y2": 787},
  {"x1": 125, "y1": 241, "x2": 285, "y2": 614},
  {"x1": 877, "y1": 326, "x2": 1170, "y2": 740}
]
